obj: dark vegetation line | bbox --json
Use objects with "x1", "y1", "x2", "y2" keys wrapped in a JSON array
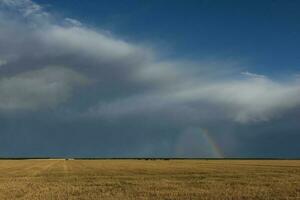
[{"x1": 0, "y1": 157, "x2": 299, "y2": 160}]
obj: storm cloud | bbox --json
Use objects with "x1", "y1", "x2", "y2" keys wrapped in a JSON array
[
  {"x1": 0, "y1": 0, "x2": 299, "y2": 157},
  {"x1": 0, "y1": 66, "x2": 88, "y2": 111}
]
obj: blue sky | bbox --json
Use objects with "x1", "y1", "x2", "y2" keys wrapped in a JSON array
[
  {"x1": 0, "y1": 0, "x2": 300, "y2": 158},
  {"x1": 35, "y1": 0, "x2": 300, "y2": 74}
]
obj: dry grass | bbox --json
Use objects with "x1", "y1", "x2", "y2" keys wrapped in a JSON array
[{"x1": 0, "y1": 159, "x2": 299, "y2": 199}]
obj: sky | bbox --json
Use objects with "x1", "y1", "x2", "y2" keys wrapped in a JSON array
[{"x1": 0, "y1": 0, "x2": 300, "y2": 158}]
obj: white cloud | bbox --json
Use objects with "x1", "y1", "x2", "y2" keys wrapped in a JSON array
[
  {"x1": 0, "y1": 0, "x2": 48, "y2": 18},
  {"x1": 241, "y1": 71, "x2": 266, "y2": 79},
  {"x1": 41, "y1": 26, "x2": 141, "y2": 63},
  {"x1": 64, "y1": 18, "x2": 82, "y2": 27},
  {"x1": 90, "y1": 74, "x2": 300, "y2": 123},
  {"x1": 0, "y1": 66, "x2": 88, "y2": 111},
  {"x1": 1, "y1": 0, "x2": 300, "y2": 123},
  {"x1": 173, "y1": 77, "x2": 300, "y2": 123}
]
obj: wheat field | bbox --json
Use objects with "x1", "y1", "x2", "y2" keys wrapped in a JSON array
[{"x1": 0, "y1": 159, "x2": 299, "y2": 199}]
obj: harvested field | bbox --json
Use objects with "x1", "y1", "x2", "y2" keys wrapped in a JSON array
[{"x1": 0, "y1": 159, "x2": 299, "y2": 199}]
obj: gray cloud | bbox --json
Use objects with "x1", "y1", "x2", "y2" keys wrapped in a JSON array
[
  {"x1": 1, "y1": 0, "x2": 300, "y2": 123},
  {"x1": 0, "y1": 66, "x2": 88, "y2": 111},
  {"x1": 0, "y1": 58, "x2": 7, "y2": 67},
  {"x1": 0, "y1": 0, "x2": 300, "y2": 158},
  {"x1": 89, "y1": 74, "x2": 300, "y2": 123},
  {"x1": 175, "y1": 127, "x2": 221, "y2": 158}
]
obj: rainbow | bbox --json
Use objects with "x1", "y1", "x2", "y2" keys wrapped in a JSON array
[{"x1": 202, "y1": 129, "x2": 224, "y2": 158}]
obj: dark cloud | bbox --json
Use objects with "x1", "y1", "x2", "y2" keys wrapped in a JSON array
[{"x1": 0, "y1": 0, "x2": 299, "y2": 157}]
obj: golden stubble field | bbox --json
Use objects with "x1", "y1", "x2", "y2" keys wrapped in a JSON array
[{"x1": 0, "y1": 159, "x2": 299, "y2": 200}]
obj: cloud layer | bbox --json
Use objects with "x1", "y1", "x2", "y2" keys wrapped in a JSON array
[
  {"x1": 0, "y1": 0, "x2": 300, "y2": 157},
  {"x1": 0, "y1": 67, "x2": 88, "y2": 111},
  {"x1": 1, "y1": 0, "x2": 300, "y2": 122},
  {"x1": 1, "y1": 0, "x2": 300, "y2": 123}
]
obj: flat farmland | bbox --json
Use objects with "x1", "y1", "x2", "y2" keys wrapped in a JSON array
[{"x1": 0, "y1": 159, "x2": 299, "y2": 200}]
